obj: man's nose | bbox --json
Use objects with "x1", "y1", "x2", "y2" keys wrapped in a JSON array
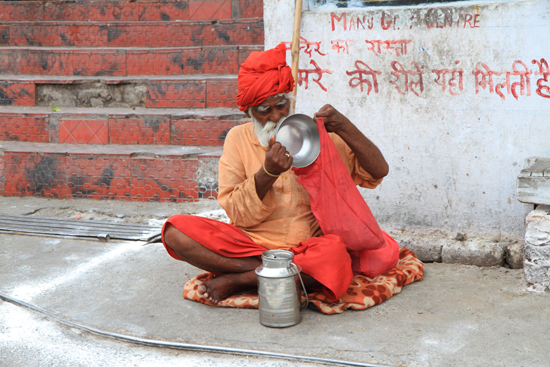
[{"x1": 269, "y1": 110, "x2": 283, "y2": 123}]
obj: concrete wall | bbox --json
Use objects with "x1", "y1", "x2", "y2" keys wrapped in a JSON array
[{"x1": 264, "y1": 0, "x2": 550, "y2": 240}]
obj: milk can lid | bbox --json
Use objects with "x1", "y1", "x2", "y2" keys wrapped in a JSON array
[
  {"x1": 255, "y1": 250, "x2": 300, "y2": 278},
  {"x1": 262, "y1": 250, "x2": 294, "y2": 261}
]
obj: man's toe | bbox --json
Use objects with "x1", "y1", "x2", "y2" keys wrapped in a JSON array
[{"x1": 198, "y1": 284, "x2": 207, "y2": 295}]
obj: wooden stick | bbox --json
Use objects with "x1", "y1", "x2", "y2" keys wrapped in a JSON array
[{"x1": 290, "y1": 0, "x2": 303, "y2": 111}]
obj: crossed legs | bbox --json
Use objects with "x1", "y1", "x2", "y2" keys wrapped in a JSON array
[
  {"x1": 163, "y1": 222, "x2": 321, "y2": 304},
  {"x1": 164, "y1": 222, "x2": 260, "y2": 303}
]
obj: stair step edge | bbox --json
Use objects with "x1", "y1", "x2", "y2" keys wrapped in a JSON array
[
  {"x1": 0, "y1": 140, "x2": 224, "y2": 158},
  {"x1": 0, "y1": 74, "x2": 238, "y2": 83},
  {"x1": 0, "y1": 106, "x2": 246, "y2": 120}
]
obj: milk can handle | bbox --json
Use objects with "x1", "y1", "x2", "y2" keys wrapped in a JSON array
[{"x1": 291, "y1": 263, "x2": 309, "y2": 309}]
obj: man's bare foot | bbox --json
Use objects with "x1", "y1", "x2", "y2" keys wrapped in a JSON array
[
  {"x1": 197, "y1": 271, "x2": 256, "y2": 304},
  {"x1": 198, "y1": 274, "x2": 238, "y2": 304}
]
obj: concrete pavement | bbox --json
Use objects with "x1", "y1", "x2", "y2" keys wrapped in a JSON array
[{"x1": 0, "y1": 197, "x2": 548, "y2": 366}]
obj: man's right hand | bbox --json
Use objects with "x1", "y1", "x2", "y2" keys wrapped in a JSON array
[
  {"x1": 264, "y1": 135, "x2": 292, "y2": 176},
  {"x1": 254, "y1": 136, "x2": 293, "y2": 201}
]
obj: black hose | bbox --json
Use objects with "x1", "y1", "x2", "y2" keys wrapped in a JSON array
[{"x1": 0, "y1": 291, "x2": 388, "y2": 367}]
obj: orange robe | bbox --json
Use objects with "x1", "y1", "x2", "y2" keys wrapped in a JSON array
[
  {"x1": 217, "y1": 121, "x2": 383, "y2": 250},
  {"x1": 162, "y1": 121, "x2": 387, "y2": 301}
]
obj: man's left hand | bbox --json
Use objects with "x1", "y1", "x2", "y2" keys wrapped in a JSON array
[
  {"x1": 313, "y1": 104, "x2": 350, "y2": 134},
  {"x1": 313, "y1": 103, "x2": 389, "y2": 179}
]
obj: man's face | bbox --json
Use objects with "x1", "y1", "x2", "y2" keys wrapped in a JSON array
[
  {"x1": 248, "y1": 94, "x2": 291, "y2": 126},
  {"x1": 247, "y1": 94, "x2": 293, "y2": 147}
]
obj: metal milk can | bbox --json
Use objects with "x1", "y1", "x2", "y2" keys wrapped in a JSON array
[{"x1": 255, "y1": 250, "x2": 308, "y2": 328}]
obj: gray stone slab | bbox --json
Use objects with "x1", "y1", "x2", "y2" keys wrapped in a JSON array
[
  {"x1": 523, "y1": 207, "x2": 550, "y2": 290},
  {"x1": 523, "y1": 261, "x2": 550, "y2": 291},
  {"x1": 525, "y1": 205, "x2": 550, "y2": 225},
  {"x1": 504, "y1": 241, "x2": 524, "y2": 269},
  {"x1": 525, "y1": 222, "x2": 550, "y2": 247},
  {"x1": 517, "y1": 157, "x2": 550, "y2": 205},
  {"x1": 524, "y1": 244, "x2": 550, "y2": 264},
  {"x1": 441, "y1": 240, "x2": 505, "y2": 267},
  {"x1": 390, "y1": 234, "x2": 443, "y2": 263}
]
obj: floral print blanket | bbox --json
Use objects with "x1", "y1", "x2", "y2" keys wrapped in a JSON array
[{"x1": 183, "y1": 248, "x2": 423, "y2": 314}]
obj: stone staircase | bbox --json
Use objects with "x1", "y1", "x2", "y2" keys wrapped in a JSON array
[{"x1": 0, "y1": 0, "x2": 263, "y2": 202}]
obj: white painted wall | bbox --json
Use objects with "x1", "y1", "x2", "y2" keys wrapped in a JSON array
[{"x1": 264, "y1": 0, "x2": 550, "y2": 239}]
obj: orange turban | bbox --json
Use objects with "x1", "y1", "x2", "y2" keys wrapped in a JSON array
[{"x1": 236, "y1": 43, "x2": 295, "y2": 111}]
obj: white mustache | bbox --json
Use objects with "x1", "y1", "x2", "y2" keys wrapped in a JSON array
[
  {"x1": 253, "y1": 115, "x2": 289, "y2": 147},
  {"x1": 251, "y1": 103, "x2": 295, "y2": 147}
]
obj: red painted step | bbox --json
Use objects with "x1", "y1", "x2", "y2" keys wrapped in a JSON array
[
  {"x1": 0, "y1": 0, "x2": 264, "y2": 203},
  {"x1": 0, "y1": 45, "x2": 261, "y2": 76},
  {"x1": 0, "y1": 139, "x2": 223, "y2": 201},
  {"x1": 0, "y1": 0, "x2": 263, "y2": 22},
  {"x1": 0, "y1": 19, "x2": 264, "y2": 48},
  {"x1": 1, "y1": 75, "x2": 238, "y2": 108},
  {"x1": 0, "y1": 106, "x2": 247, "y2": 145},
  {"x1": 145, "y1": 76, "x2": 238, "y2": 108},
  {"x1": 0, "y1": 81, "x2": 35, "y2": 107}
]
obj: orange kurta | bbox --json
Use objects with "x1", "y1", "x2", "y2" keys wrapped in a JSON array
[{"x1": 217, "y1": 121, "x2": 383, "y2": 250}]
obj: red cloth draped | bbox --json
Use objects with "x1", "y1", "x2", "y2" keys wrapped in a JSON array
[
  {"x1": 293, "y1": 118, "x2": 399, "y2": 278},
  {"x1": 162, "y1": 215, "x2": 353, "y2": 302},
  {"x1": 236, "y1": 43, "x2": 295, "y2": 111},
  {"x1": 292, "y1": 118, "x2": 386, "y2": 251}
]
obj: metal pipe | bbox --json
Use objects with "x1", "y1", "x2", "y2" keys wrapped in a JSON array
[{"x1": 0, "y1": 291, "x2": 388, "y2": 367}]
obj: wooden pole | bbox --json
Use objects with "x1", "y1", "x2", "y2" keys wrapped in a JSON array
[{"x1": 290, "y1": 0, "x2": 303, "y2": 111}]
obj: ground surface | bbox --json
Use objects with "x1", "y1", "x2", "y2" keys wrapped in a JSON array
[{"x1": 0, "y1": 197, "x2": 548, "y2": 367}]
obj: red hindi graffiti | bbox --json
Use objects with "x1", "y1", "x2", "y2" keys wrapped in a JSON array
[
  {"x1": 432, "y1": 62, "x2": 464, "y2": 96},
  {"x1": 331, "y1": 39, "x2": 353, "y2": 54},
  {"x1": 472, "y1": 63, "x2": 496, "y2": 94},
  {"x1": 472, "y1": 61, "x2": 531, "y2": 100},
  {"x1": 365, "y1": 40, "x2": 411, "y2": 57},
  {"x1": 346, "y1": 61, "x2": 382, "y2": 94},
  {"x1": 532, "y1": 58, "x2": 550, "y2": 99},
  {"x1": 284, "y1": 37, "x2": 326, "y2": 58},
  {"x1": 390, "y1": 61, "x2": 424, "y2": 96},
  {"x1": 298, "y1": 60, "x2": 333, "y2": 92}
]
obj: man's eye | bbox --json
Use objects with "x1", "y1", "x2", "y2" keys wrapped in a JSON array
[{"x1": 278, "y1": 100, "x2": 288, "y2": 107}]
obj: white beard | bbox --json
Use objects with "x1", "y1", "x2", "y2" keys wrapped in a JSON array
[{"x1": 252, "y1": 106, "x2": 295, "y2": 147}]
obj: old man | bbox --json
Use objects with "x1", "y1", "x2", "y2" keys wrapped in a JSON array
[{"x1": 162, "y1": 43, "x2": 390, "y2": 304}]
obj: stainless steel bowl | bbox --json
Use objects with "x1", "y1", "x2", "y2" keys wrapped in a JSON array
[{"x1": 275, "y1": 114, "x2": 320, "y2": 168}]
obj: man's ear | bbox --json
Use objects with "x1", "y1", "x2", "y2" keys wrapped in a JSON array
[{"x1": 244, "y1": 110, "x2": 251, "y2": 118}]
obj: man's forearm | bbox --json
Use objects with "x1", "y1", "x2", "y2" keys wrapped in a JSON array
[
  {"x1": 313, "y1": 104, "x2": 388, "y2": 180},
  {"x1": 254, "y1": 168, "x2": 279, "y2": 201},
  {"x1": 336, "y1": 122, "x2": 389, "y2": 180}
]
